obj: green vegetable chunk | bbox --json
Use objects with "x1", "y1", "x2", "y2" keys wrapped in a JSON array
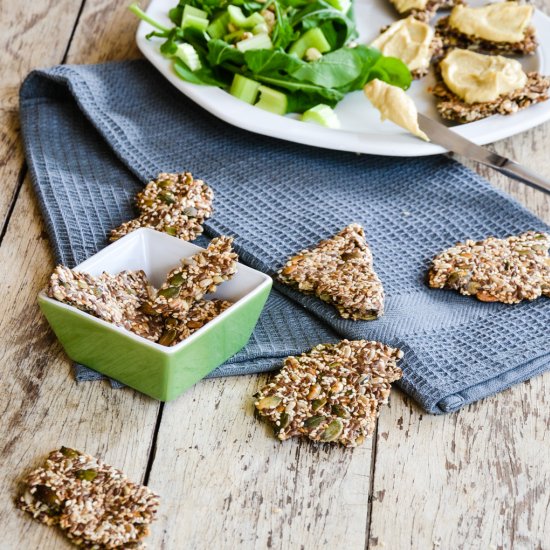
[
  {"x1": 289, "y1": 28, "x2": 331, "y2": 59},
  {"x1": 230, "y1": 74, "x2": 261, "y2": 104},
  {"x1": 182, "y1": 15, "x2": 209, "y2": 32},
  {"x1": 255, "y1": 85, "x2": 288, "y2": 115},
  {"x1": 207, "y1": 13, "x2": 230, "y2": 39},
  {"x1": 302, "y1": 104, "x2": 340, "y2": 128},
  {"x1": 228, "y1": 5, "x2": 265, "y2": 29},
  {"x1": 325, "y1": 0, "x2": 351, "y2": 13},
  {"x1": 236, "y1": 33, "x2": 273, "y2": 52},
  {"x1": 175, "y1": 43, "x2": 202, "y2": 72},
  {"x1": 182, "y1": 5, "x2": 208, "y2": 22}
]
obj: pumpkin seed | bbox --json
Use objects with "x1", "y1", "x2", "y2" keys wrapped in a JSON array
[
  {"x1": 311, "y1": 398, "x2": 327, "y2": 412},
  {"x1": 304, "y1": 415, "x2": 325, "y2": 428},
  {"x1": 76, "y1": 469, "x2": 98, "y2": 482},
  {"x1": 320, "y1": 419, "x2": 343, "y2": 442},
  {"x1": 158, "y1": 286, "x2": 180, "y2": 299},
  {"x1": 256, "y1": 395, "x2": 282, "y2": 410},
  {"x1": 159, "y1": 328, "x2": 177, "y2": 346}
]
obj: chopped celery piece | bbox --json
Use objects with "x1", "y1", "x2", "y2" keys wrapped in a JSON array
[
  {"x1": 207, "y1": 13, "x2": 229, "y2": 39},
  {"x1": 236, "y1": 33, "x2": 273, "y2": 52},
  {"x1": 228, "y1": 5, "x2": 265, "y2": 29},
  {"x1": 325, "y1": 0, "x2": 351, "y2": 12},
  {"x1": 183, "y1": 4, "x2": 208, "y2": 21},
  {"x1": 289, "y1": 28, "x2": 331, "y2": 59},
  {"x1": 224, "y1": 29, "x2": 245, "y2": 42},
  {"x1": 255, "y1": 86, "x2": 287, "y2": 115},
  {"x1": 302, "y1": 104, "x2": 340, "y2": 128},
  {"x1": 230, "y1": 74, "x2": 261, "y2": 104},
  {"x1": 174, "y1": 43, "x2": 202, "y2": 72},
  {"x1": 252, "y1": 22, "x2": 269, "y2": 35},
  {"x1": 182, "y1": 14, "x2": 209, "y2": 32}
]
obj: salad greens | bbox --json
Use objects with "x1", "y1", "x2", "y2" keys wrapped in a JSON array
[{"x1": 130, "y1": 0, "x2": 411, "y2": 116}]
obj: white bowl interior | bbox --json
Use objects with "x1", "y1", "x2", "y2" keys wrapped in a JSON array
[{"x1": 75, "y1": 228, "x2": 270, "y2": 303}]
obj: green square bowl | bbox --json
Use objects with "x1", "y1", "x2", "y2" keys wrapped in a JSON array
[{"x1": 38, "y1": 228, "x2": 272, "y2": 401}]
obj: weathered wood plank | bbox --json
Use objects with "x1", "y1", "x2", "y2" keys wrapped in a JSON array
[
  {"x1": 369, "y1": 120, "x2": 550, "y2": 550},
  {"x1": 0, "y1": 1, "x2": 160, "y2": 548},
  {"x1": 0, "y1": 179, "x2": 160, "y2": 549},
  {"x1": 0, "y1": 0, "x2": 86, "y2": 233},
  {"x1": 146, "y1": 374, "x2": 374, "y2": 549}
]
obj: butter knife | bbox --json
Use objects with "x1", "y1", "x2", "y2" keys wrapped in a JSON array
[{"x1": 417, "y1": 113, "x2": 550, "y2": 195}]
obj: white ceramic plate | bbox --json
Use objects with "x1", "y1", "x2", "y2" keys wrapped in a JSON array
[{"x1": 136, "y1": 0, "x2": 550, "y2": 156}]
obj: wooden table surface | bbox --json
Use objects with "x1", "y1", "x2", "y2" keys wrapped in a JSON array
[{"x1": 1, "y1": 1, "x2": 549, "y2": 548}]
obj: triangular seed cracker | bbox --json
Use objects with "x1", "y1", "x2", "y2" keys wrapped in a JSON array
[
  {"x1": 254, "y1": 340, "x2": 403, "y2": 447},
  {"x1": 278, "y1": 224, "x2": 385, "y2": 320},
  {"x1": 428, "y1": 231, "x2": 550, "y2": 303}
]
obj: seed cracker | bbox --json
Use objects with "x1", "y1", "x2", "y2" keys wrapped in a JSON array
[
  {"x1": 431, "y1": 71, "x2": 550, "y2": 123},
  {"x1": 110, "y1": 172, "x2": 213, "y2": 242},
  {"x1": 17, "y1": 447, "x2": 160, "y2": 548},
  {"x1": 158, "y1": 299, "x2": 234, "y2": 346},
  {"x1": 390, "y1": 0, "x2": 462, "y2": 22},
  {"x1": 150, "y1": 236, "x2": 238, "y2": 319},
  {"x1": 436, "y1": 16, "x2": 537, "y2": 56},
  {"x1": 254, "y1": 340, "x2": 403, "y2": 447},
  {"x1": 278, "y1": 224, "x2": 385, "y2": 320},
  {"x1": 48, "y1": 266, "x2": 162, "y2": 341},
  {"x1": 428, "y1": 231, "x2": 550, "y2": 304}
]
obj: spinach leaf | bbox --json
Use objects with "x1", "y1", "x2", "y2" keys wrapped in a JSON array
[
  {"x1": 290, "y1": 1, "x2": 356, "y2": 49},
  {"x1": 244, "y1": 48, "x2": 303, "y2": 75},
  {"x1": 289, "y1": 48, "x2": 363, "y2": 88},
  {"x1": 368, "y1": 56, "x2": 412, "y2": 90}
]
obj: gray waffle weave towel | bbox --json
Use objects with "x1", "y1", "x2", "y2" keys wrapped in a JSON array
[{"x1": 20, "y1": 61, "x2": 550, "y2": 413}]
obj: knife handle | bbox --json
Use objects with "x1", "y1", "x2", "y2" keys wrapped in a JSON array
[{"x1": 493, "y1": 159, "x2": 550, "y2": 195}]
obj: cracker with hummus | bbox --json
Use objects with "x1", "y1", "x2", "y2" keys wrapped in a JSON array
[
  {"x1": 389, "y1": 0, "x2": 462, "y2": 23},
  {"x1": 372, "y1": 16, "x2": 444, "y2": 79},
  {"x1": 428, "y1": 231, "x2": 550, "y2": 304},
  {"x1": 431, "y1": 49, "x2": 550, "y2": 123},
  {"x1": 436, "y1": 2, "x2": 537, "y2": 56},
  {"x1": 278, "y1": 224, "x2": 385, "y2": 320},
  {"x1": 254, "y1": 340, "x2": 403, "y2": 447}
]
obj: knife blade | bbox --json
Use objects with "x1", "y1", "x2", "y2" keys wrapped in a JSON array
[{"x1": 417, "y1": 113, "x2": 550, "y2": 195}]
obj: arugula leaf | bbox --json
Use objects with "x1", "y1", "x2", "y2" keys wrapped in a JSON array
[
  {"x1": 173, "y1": 58, "x2": 227, "y2": 87},
  {"x1": 254, "y1": 73, "x2": 344, "y2": 103},
  {"x1": 207, "y1": 39, "x2": 245, "y2": 66},
  {"x1": 271, "y1": 1, "x2": 299, "y2": 50}
]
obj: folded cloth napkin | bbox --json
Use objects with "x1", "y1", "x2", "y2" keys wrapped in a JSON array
[{"x1": 20, "y1": 60, "x2": 550, "y2": 413}]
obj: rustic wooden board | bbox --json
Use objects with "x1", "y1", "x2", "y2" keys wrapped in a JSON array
[
  {"x1": 0, "y1": 179, "x2": 160, "y2": 548},
  {"x1": 0, "y1": 1, "x2": 161, "y2": 547},
  {"x1": 1, "y1": 0, "x2": 550, "y2": 548},
  {"x1": 0, "y1": 0, "x2": 86, "y2": 232},
  {"x1": 146, "y1": 374, "x2": 375, "y2": 549}
]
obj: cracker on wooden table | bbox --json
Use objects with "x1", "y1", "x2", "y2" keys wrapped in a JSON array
[
  {"x1": 428, "y1": 231, "x2": 550, "y2": 304},
  {"x1": 278, "y1": 224, "x2": 385, "y2": 320},
  {"x1": 110, "y1": 172, "x2": 213, "y2": 242},
  {"x1": 254, "y1": 340, "x2": 403, "y2": 447},
  {"x1": 17, "y1": 447, "x2": 160, "y2": 548},
  {"x1": 150, "y1": 236, "x2": 238, "y2": 319}
]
